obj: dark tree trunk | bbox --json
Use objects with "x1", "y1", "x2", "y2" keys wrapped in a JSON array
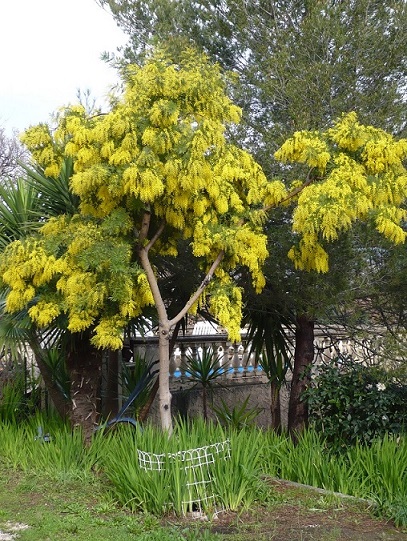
[
  {"x1": 100, "y1": 350, "x2": 120, "y2": 420},
  {"x1": 34, "y1": 350, "x2": 70, "y2": 421},
  {"x1": 66, "y1": 337, "x2": 103, "y2": 443},
  {"x1": 270, "y1": 380, "x2": 282, "y2": 433},
  {"x1": 202, "y1": 385, "x2": 208, "y2": 421},
  {"x1": 288, "y1": 314, "x2": 314, "y2": 441}
]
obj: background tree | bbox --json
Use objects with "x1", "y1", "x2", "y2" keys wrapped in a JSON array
[
  {"x1": 0, "y1": 127, "x2": 29, "y2": 181},
  {"x1": 98, "y1": 0, "x2": 407, "y2": 434}
]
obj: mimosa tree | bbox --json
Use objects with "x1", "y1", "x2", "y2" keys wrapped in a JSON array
[
  {"x1": 0, "y1": 50, "x2": 284, "y2": 435},
  {"x1": 0, "y1": 48, "x2": 406, "y2": 437}
]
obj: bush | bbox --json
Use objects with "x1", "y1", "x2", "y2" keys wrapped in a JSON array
[{"x1": 304, "y1": 356, "x2": 407, "y2": 446}]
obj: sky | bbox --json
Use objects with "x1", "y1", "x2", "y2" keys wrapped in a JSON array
[{"x1": 0, "y1": 0, "x2": 127, "y2": 136}]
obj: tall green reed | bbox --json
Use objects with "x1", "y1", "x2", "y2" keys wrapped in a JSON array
[
  {"x1": 262, "y1": 428, "x2": 407, "y2": 526},
  {"x1": 100, "y1": 420, "x2": 270, "y2": 515},
  {"x1": 1, "y1": 414, "x2": 405, "y2": 525},
  {"x1": 0, "y1": 414, "x2": 107, "y2": 480},
  {"x1": 212, "y1": 428, "x2": 268, "y2": 511},
  {"x1": 346, "y1": 434, "x2": 407, "y2": 501}
]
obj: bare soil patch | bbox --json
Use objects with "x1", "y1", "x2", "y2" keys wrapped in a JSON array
[{"x1": 205, "y1": 480, "x2": 406, "y2": 540}]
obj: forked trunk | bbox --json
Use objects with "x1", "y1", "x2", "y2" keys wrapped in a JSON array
[
  {"x1": 288, "y1": 314, "x2": 314, "y2": 441},
  {"x1": 66, "y1": 338, "x2": 103, "y2": 443},
  {"x1": 138, "y1": 319, "x2": 182, "y2": 423}
]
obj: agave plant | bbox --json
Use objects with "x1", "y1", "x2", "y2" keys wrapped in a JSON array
[{"x1": 121, "y1": 352, "x2": 159, "y2": 421}]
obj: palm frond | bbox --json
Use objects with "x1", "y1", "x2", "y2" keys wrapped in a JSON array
[
  {"x1": 0, "y1": 177, "x2": 41, "y2": 248},
  {"x1": 21, "y1": 158, "x2": 79, "y2": 217}
]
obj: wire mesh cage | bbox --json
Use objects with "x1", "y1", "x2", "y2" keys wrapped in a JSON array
[{"x1": 137, "y1": 440, "x2": 231, "y2": 515}]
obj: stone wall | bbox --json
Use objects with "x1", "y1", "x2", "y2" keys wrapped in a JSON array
[{"x1": 147, "y1": 379, "x2": 290, "y2": 429}]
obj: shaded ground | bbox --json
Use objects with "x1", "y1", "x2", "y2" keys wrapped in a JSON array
[{"x1": 201, "y1": 480, "x2": 407, "y2": 541}]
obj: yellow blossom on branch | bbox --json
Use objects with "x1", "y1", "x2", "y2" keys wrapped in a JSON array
[{"x1": 275, "y1": 112, "x2": 407, "y2": 272}]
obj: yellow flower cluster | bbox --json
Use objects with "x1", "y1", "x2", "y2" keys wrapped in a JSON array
[
  {"x1": 275, "y1": 131, "x2": 331, "y2": 172},
  {"x1": 375, "y1": 208, "x2": 407, "y2": 244},
  {"x1": 209, "y1": 282, "x2": 242, "y2": 344},
  {"x1": 0, "y1": 240, "x2": 61, "y2": 312},
  {"x1": 275, "y1": 112, "x2": 407, "y2": 272},
  {"x1": 362, "y1": 137, "x2": 407, "y2": 175},
  {"x1": 232, "y1": 226, "x2": 268, "y2": 292},
  {"x1": 20, "y1": 124, "x2": 63, "y2": 178},
  {"x1": 288, "y1": 235, "x2": 329, "y2": 273},
  {"x1": 28, "y1": 301, "x2": 61, "y2": 327},
  {"x1": 91, "y1": 315, "x2": 127, "y2": 350},
  {"x1": 327, "y1": 111, "x2": 369, "y2": 151}
]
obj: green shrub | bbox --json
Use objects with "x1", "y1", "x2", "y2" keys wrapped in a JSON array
[{"x1": 304, "y1": 356, "x2": 407, "y2": 447}]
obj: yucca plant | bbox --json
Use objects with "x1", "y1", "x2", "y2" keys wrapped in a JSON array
[
  {"x1": 243, "y1": 309, "x2": 294, "y2": 433},
  {"x1": 183, "y1": 348, "x2": 225, "y2": 420}
]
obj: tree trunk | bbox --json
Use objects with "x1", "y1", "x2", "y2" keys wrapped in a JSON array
[
  {"x1": 66, "y1": 338, "x2": 103, "y2": 443},
  {"x1": 270, "y1": 380, "x2": 282, "y2": 433},
  {"x1": 288, "y1": 314, "x2": 314, "y2": 441},
  {"x1": 34, "y1": 350, "x2": 70, "y2": 421},
  {"x1": 158, "y1": 325, "x2": 172, "y2": 434},
  {"x1": 202, "y1": 385, "x2": 208, "y2": 421},
  {"x1": 100, "y1": 350, "x2": 120, "y2": 420},
  {"x1": 138, "y1": 319, "x2": 182, "y2": 422}
]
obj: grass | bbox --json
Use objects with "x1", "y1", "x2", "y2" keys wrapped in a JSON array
[
  {"x1": 0, "y1": 415, "x2": 406, "y2": 540},
  {"x1": 0, "y1": 467, "x2": 220, "y2": 541},
  {"x1": 1, "y1": 466, "x2": 405, "y2": 541}
]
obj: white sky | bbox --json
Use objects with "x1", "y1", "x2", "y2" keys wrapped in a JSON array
[{"x1": 0, "y1": 0, "x2": 127, "y2": 136}]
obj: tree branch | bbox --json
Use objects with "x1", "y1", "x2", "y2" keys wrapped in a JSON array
[
  {"x1": 138, "y1": 209, "x2": 151, "y2": 244},
  {"x1": 145, "y1": 220, "x2": 165, "y2": 252},
  {"x1": 264, "y1": 168, "x2": 317, "y2": 213},
  {"x1": 168, "y1": 249, "x2": 225, "y2": 328}
]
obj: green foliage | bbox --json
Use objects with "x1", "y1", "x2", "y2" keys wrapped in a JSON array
[
  {"x1": 212, "y1": 395, "x2": 262, "y2": 430},
  {"x1": 0, "y1": 416, "x2": 406, "y2": 526},
  {"x1": 262, "y1": 429, "x2": 407, "y2": 526},
  {"x1": 0, "y1": 414, "x2": 104, "y2": 480},
  {"x1": 244, "y1": 309, "x2": 294, "y2": 386},
  {"x1": 38, "y1": 346, "x2": 70, "y2": 400},
  {"x1": 184, "y1": 348, "x2": 225, "y2": 388},
  {"x1": 0, "y1": 177, "x2": 41, "y2": 249},
  {"x1": 304, "y1": 356, "x2": 407, "y2": 447},
  {"x1": 0, "y1": 375, "x2": 26, "y2": 422}
]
